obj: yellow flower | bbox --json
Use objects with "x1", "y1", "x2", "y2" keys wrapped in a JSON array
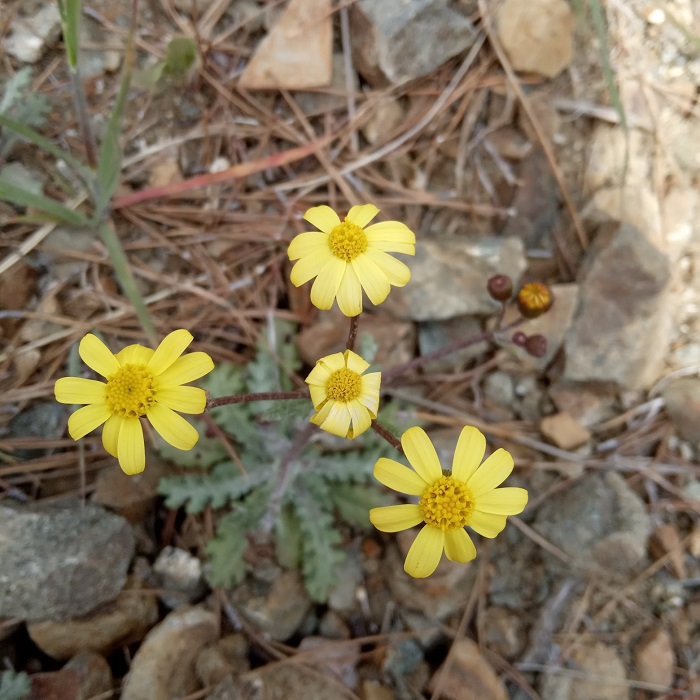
[
  {"x1": 306, "y1": 350, "x2": 381, "y2": 439},
  {"x1": 55, "y1": 330, "x2": 214, "y2": 475},
  {"x1": 369, "y1": 426, "x2": 528, "y2": 578},
  {"x1": 288, "y1": 204, "x2": 415, "y2": 316}
]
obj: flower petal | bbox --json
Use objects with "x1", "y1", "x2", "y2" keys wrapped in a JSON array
[
  {"x1": 404, "y1": 525, "x2": 445, "y2": 578},
  {"x1": 308, "y1": 384, "x2": 327, "y2": 409},
  {"x1": 347, "y1": 399, "x2": 372, "y2": 438},
  {"x1": 346, "y1": 204, "x2": 379, "y2": 228},
  {"x1": 345, "y1": 350, "x2": 370, "y2": 374},
  {"x1": 55, "y1": 377, "x2": 106, "y2": 405},
  {"x1": 336, "y1": 263, "x2": 363, "y2": 316},
  {"x1": 359, "y1": 372, "x2": 381, "y2": 415},
  {"x1": 310, "y1": 257, "x2": 347, "y2": 310},
  {"x1": 67, "y1": 403, "x2": 111, "y2": 440},
  {"x1": 290, "y1": 247, "x2": 334, "y2": 286},
  {"x1": 363, "y1": 248, "x2": 411, "y2": 287},
  {"x1": 102, "y1": 413, "x2": 123, "y2": 457},
  {"x1": 466, "y1": 448, "x2": 514, "y2": 497},
  {"x1": 369, "y1": 504, "x2": 423, "y2": 532},
  {"x1": 312, "y1": 400, "x2": 351, "y2": 438},
  {"x1": 156, "y1": 386, "x2": 207, "y2": 414},
  {"x1": 116, "y1": 344, "x2": 154, "y2": 366},
  {"x1": 149, "y1": 330, "x2": 193, "y2": 375},
  {"x1": 444, "y1": 528, "x2": 477, "y2": 563},
  {"x1": 156, "y1": 352, "x2": 214, "y2": 387},
  {"x1": 451, "y1": 426, "x2": 486, "y2": 482},
  {"x1": 352, "y1": 255, "x2": 391, "y2": 306},
  {"x1": 474, "y1": 487, "x2": 528, "y2": 515},
  {"x1": 365, "y1": 221, "x2": 416, "y2": 245},
  {"x1": 304, "y1": 205, "x2": 341, "y2": 232},
  {"x1": 79, "y1": 334, "x2": 120, "y2": 378},
  {"x1": 468, "y1": 510, "x2": 508, "y2": 538},
  {"x1": 374, "y1": 457, "x2": 428, "y2": 496},
  {"x1": 401, "y1": 427, "x2": 442, "y2": 484},
  {"x1": 369, "y1": 239, "x2": 416, "y2": 255},
  {"x1": 288, "y1": 231, "x2": 328, "y2": 260},
  {"x1": 117, "y1": 417, "x2": 145, "y2": 475},
  {"x1": 147, "y1": 402, "x2": 199, "y2": 450},
  {"x1": 306, "y1": 363, "x2": 333, "y2": 386}
]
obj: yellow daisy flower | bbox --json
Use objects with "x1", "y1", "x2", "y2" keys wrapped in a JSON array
[
  {"x1": 306, "y1": 350, "x2": 381, "y2": 439},
  {"x1": 369, "y1": 426, "x2": 528, "y2": 578},
  {"x1": 55, "y1": 330, "x2": 214, "y2": 476},
  {"x1": 288, "y1": 204, "x2": 415, "y2": 316}
]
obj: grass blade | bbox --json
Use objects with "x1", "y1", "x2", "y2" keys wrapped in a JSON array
[
  {"x1": 57, "y1": 0, "x2": 82, "y2": 68},
  {"x1": 0, "y1": 180, "x2": 89, "y2": 226}
]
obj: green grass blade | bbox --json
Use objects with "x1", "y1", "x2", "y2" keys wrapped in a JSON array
[
  {"x1": 0, "y1": 180, "x2": 89, "y2": 226},
  {"x1": 57, "y1": 0, "x2": 82, "y2": 68}
]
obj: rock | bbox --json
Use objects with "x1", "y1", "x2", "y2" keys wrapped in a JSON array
[
  {"x1": 3, "y1": 4, "x2": 62, "y2": 63},
  {"x1": 318, "y1": 610, "x2": 351, "y2": 639},
  {"x1": 418, "y1": 315, "x2": 489, "y2": 372},
  {"x1": 8, "y1": 402, "x2": 64, "y2": 459},
  {"x1": 539, "y1": 412, "x2": 591, "y2": 451},
  {"x1": 480, "y1": 607, "x2": 526, "y2": 660},
  {"x1": 242, "y1": 663, "x2": 357, "y2": 700},
  {"x1": 496, "y1": 0, "x2": 573, "y2": 79},
  {"x1": 27, "y1": 576, "x2": 158, "y2": 660},
  {"x1": 231, "y1": 571, "x2": 311, "y2": 641},
  {"x1": 361, "y1": 96, "x2": 405, "y2": 145},
  {"x1": 0, "y1": 501, "x2": 134, "y2": 621},
  {"x1": 350, "y1": 0, "x2": 476, "y2": 86},
  {"x1": 294, "y1": 54, "x2": 357, "y2": 115},
  {"x1": 29, "y1": 668, "x2": 81, "y2": 700},
  {"x1": 196, "y1": 634, "x2": 250, "y2": 687},
  {"x1": 634, "y1": 627, "x2": 675, "y2": 688},
  {"x1": 362, "y1": 681, "x2": 395, "y2": 700},
  {"x1": 426, "y1": 638, "x2": 508, "y2": 700},
  {"x1": 564, "y1": 223, "x2": 673, "y2": 389},
  {"x1": 548, "y1": 381, "x2": 619, "y2": 428},
  {"x1": 534, "y1": 473, "x2": 650, "y2": 577},
  {"x1": 383, "y1": 639, "x2": 429, "y2": 696},
  {"x1": 152, "y1": 546, "x2": 207, "y2": 608},
  {"x1": 483, "y1": 371, "x2": 515, "y2": 408},
  {"x1": 65, "y1": 651, "x2": 113, "y2": 700},
  {"x1": 238, "y1": 0, "x2": 332, "y2": 89},
  {"x1": 328, "y1": 549, "x2": 362, "y2": 613},
  {"x1": 298, "y1": 636, "x2": 360, "y2": 689},
  {"x1": 662, "y1": 378, "x2": 700, "y2": 444},
  {"x1": 121, "y1": 606, "x2": 218, "y2": 700},
  {"x1": 384, "y1": 236, "x2": 526, "y2": 322}
]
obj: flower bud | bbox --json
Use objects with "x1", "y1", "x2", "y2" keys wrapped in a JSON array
[
  {"x1": 487, "y1": 274, "x2": 513, "y2": 302},
  {"x1": 524, "y1": 334, "x2": 547, "y2": 358},
  {"x1": 512, "y1": 331, "x2": 528, "y2": 347},
  {"x1": 517, "y1": 282, "x2": 553, "y2": 318}
]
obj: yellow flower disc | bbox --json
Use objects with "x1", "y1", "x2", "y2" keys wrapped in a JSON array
[
  {"x1": 325, "y1": 368, "x2": 362, "y2": 402},
  {"x1": 327, "y1": 220, "x2": 368, "y2": 262},
  {"x1": 419, "y1": 475, "x2": 474, "y2": 531},
  {"x1": 104, "y1": 364, "x2": 157, "y2": 417}
]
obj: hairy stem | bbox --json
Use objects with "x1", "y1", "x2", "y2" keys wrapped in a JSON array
[
  {"x1": 372, "y1": 420, "x2": 404, "y2": 454},
  {"x1": 346, "y1": 314, "x2": 359, "y2": 352}
]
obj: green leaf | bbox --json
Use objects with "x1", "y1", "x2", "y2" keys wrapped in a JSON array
[
  {"x1": 260, "y1": 399, "x2": 311, "y2": 423},
  {"x1": 275, "y1": 504, "x2": 302, "y2": 570},
  {"x1": 0, "y1": 670, "x2": 30, "y2": 700},
  {"x1": 0, "y1": 180, "x2": 89, "y2": 226},
  {"x1": 159, "y1": 427, "x2": 228, "y2": 469},
  {"x1": 57, "y1": 0, "x2": 82, "y2": 68},
  {"x1": 162, "y1": 36, "x2": 198, "y2": 81},
  {"x1": 328, "y1": 482, "x2": 391, "y2": 529}
]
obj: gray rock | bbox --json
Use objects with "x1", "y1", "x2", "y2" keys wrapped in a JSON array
[
  {"x1": 3, "y1": 4, "x2": 61, "y2": 63},
  {"x1": 350, "y1": 0, "x2": 476, "y2": 86},
  {"x1": 152, "y1": 546, "x2": 207, "y2": 608},
  {"x1": 564, "y1": 223, "x2": 673, "y2": 389},
  {"x1": 384, "y1": 236, "x2": 526, "y2": 322},
  {"x1": 65, "y1": 651, "x2": 113, "y2": 700},
  {"x1": 662, "y1": 378, "x2": 700, "y2": 444},
  {"x1": 8, "y1": 402, "x2": 64, "y2": 459},
  {"x1": 418, "y1": 315, "x2": 489, "y2": 372},
  {"x1": 534, "y1": 473, "x2": 650, "y2": 577},
  {"x1": 0, "y1": 501, "x2": 134, "y2": 621}
]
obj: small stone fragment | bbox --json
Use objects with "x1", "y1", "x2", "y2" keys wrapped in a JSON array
[
  {"x1": 29, "y1": 668, "x2": 81, "y2": 700},
  {"x1": 662, "y1": 378, "x2": 700, "y2": 444},
  {"x1": 540, "y1": 412, "x2": 591, "y2": 450},
  {"x1": 634, "y1": 627, "x2": 675, "y2": 688},
  {"x1": 480, "y1": 607, "x2": 526, "y2": 660},
  {"x1": 196, "y1": 634, "x2": 250, "y2": 687},
  {"x1": 361, "y1": 96, "x2": 405, "y2": 145},
  {"x1": 65, "y1": 651, "x2": 114, "y2": 700},
  {"x1": 242, "y1": 664, "x2": 358, "y2": 700},
  {"x1": 152, "y1": 546, "x2": 207, "y2": 608},
  {"x1": 3, "y1": 5, "x2": 62, "y2": 63}
]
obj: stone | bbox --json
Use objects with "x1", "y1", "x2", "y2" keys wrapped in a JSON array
[
  {"x1": 564, "y1": 223, "x2": 673, "y2": 389},
  {"x1": 29, "y1": 668, "x2": 81, "y2": 700},
  {"x1": 533, "y1": 473, "x2": 650, "y2": 577},
  {"x1": 540, "y1": 412, "x2": 591, "y2": 450},
  {"x1": 65, "y1": 651, "x2": 113, "y2": 700},
  {"x1": 8, "y1": 402, "x2": 64, "y2": 460},
  {"x1": 361, "y1": 96, "x2": 405, "y2": 145},
  {"x1": 480, "y1": 607, "x2": 526, "y2": 660},
  {"x1": 426, "y1": 638, "x2": 508, "y2": 700},
  {"x1": 121, "y1": 606, "x2": 218, "y2": 700},
  {"x1": 3, "y1": 4, "x2": 62, "y2": 63},
  {"x1": 27, "y1": 576, "x2": 158, "y2": 660},
  {"x1": 294, "y1": 54, "x2": 357, "y2": 115},
  {"x1": 238, "y1": 0, "x2": 332, "y2": 89},
  {"x1": 0, "y1": 501, "x2": 134, "y2": 621},
  {"x1": 298, "y1": 636, "x2": 360, "y2": 689},
  {"x1": 662, "y1": 378, "x2": 700, "y2": 444},
  {"x1": 152, "y1": 546, "x2": 207, "y2": 608},
  {"x1": 483, "y1": 371, "x2": 515, "y2": 408},
  {"x1": 241, "y1": 664, "x2": 357, "y2": 700},
  {"x1": 548, "y1": 381, "x2": 619, "y2": 428},
  {"x1": 328, "y1": 549, "x2": 362, "y2": 613},
  {"x1": 350, "y1": 0, "x2": 476, "y2": 86},
  {"x1": 418, "y1": 315, "x2": 489, "y2": 372},
  {"x1": 497, "y1": 0, "x2": 573, "y2": 78},
  {"x1": 634, "y1": 627, "x2": 675, "y2": 688},
  {"x1": 383, "y1": 236, "x2": 526, "y2": 322},
  {"x1": 196, "y1": 634, "x2": 250, "y2": 687}
]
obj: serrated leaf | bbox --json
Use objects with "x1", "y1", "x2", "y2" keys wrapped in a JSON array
[
  {"x1": 0, "y1": 68, "x2": 31, "y2": 113},
  {"x1": 328, "y1": 482, "x2": 391, "y2": 529},
  {"x1": 159, "y1": 427, "x2": 228, "y2": 468},
  {"x1": 0, "y1": 670, "x2": 30, "y2": 700},
  {"x1": 260, "y1": 399, "x2": 311, "y2": 423}
]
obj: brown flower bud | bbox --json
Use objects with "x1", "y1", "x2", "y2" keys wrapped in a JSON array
[
  {"x1": 512, "y1": 331, "x2": 528, "y2": 347},
  {"x1": 524, "y1": 334, "x2": 547, "y2": 358},
  {"x1": 487, "y1": 274, "x2": 513, "y2": 302},
  {"x1": 517, "y1": 282, "x2": 553, "y2": 318}
]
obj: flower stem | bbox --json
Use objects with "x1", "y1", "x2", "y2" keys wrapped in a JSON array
[
  {"x1": 207, "y1": 390, "x2": 308, "y2": 409},
  {"x1": 346, "y1": 314, "x2": 360, "y2": 352},
  {"x1": 372, "y1": 420, "x2": 404, "y2": 454}
]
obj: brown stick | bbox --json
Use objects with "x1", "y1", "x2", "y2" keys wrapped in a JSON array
[{"x1": 346, "y1": 315, "x2": 360, "y2": 352}]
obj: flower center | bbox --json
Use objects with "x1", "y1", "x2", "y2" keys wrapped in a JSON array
[
  {"x1": 326, "y1": 368, "x2": 362, "y2": 403},
  {"x1": 420, "y1": 475, "x2": 474, "y2": 531},
  {"x1": 327, "y1": 219, "x2": 368, "y2": 262},
  {"x1": 105, "y1": 364, "x2": 157, "y2": 418}
]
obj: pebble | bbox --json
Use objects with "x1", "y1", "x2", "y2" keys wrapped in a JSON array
[
  {"x1": 8, "y1": 402, "x2": 64, "y2": 460},
  {"x1": 662, "y1": 377, "x2": 700, "y2": 444},
  {"x1": 361, "y1": 96, "x2": 405, "y2": 145},
  {"x1": 152, "y1": 546, "x2": 207, "y2": 608},
  {"x1": 418, "y1": 316, "x2": 489, "y2": 372},
  {"x1": 3, "y1": 4, "x2": 62, "y2": 63},
  {"x1": 633, "y1": 626, "x2": 675, "y2": 688},
  {"x1": 196, "y1": 634, "x2": 250, "y2": 687},
  {"x1": 480, "y1": 607, "x2": 526, "y2": 660},
  {"x1": 65, "y1": 651, "x2": 114, "y2": 700},
  {"x1": 539, "y1": 411, "x2": 592, "y2": 450}
]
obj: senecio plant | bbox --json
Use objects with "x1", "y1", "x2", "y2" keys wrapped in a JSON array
[{"x1": 55, "y1": 204, "x2": 554, "y2": 582}]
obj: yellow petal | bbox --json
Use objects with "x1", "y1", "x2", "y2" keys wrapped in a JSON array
[
  {"x1": 364, "y1": 248, "x2": 411, "y2": 287},
  {"x1": 310, "y1": 257, "x2": 346, "y2": 310},
  {"x1": 373, "y1": 457, "x2": 427, "y2": 496},
  {"x1": 149, "y1": 329, "x2": 193, "y2": 375},
  {"x1": 157, "y1": 352, "x2": 214, "y2": 387},
  {"x1": 364, "y1": 221, "x2": 416, "y2": 246},
  {"x1": 117, "y1": 417, "x2": 145, "y2": 475},
  {"x1": 474, "y1": 487, "x2": 528, "y2": 515},
  {"x1": 444, "y1": 529, "x2": 477, "y2": 563},
  {"x1": 466, "y1": 448, "x2": 514, "y2": 497},
  {"x1": 401, "y1": 427, "x2": 442, "y2": 484},
  {"x1": 290, "y1": 247, "x2": 333, "y2": 286},
  {"x1": 352, "y1": 256, "x2": 391, "y2": 306},
  {"x1": 451, "y1": 426, "x2": 486, "y2": 482},
  {"x1": 347, "y1": 399, "x2": 372, "y2": 438},
  {"x1": 369, "y1": 504, "x2": 423, "y2": 532},
  {"x1": 102, "y1": 414, "x2": 123, "y2": 457},
  {"x1": 79, "y1": 334, "x2": 120, "y2": 378},
  {"x1": 359, "y1": 372, "x2": 381, "y2": 416},
  {"x1": 320, "y1": 352, "x2": 346, "y2": 373},
  {"x1": 315, "y1": 400, "x2": 351, "y2": 438},
  {"x1": 309, "y1": 400, "x2": 332, "y2": 428},
  {"x1": 147, "y1": 402, "x2": 200, "y2": 450},
  {"x1": 305, "y1": 363, "x2": 332, "y2": 386},
  {"x1": 67, "y1": 403, "x2": 111, "y2": 440},
  {"x1": 304, "y1": 205, "x2": 341, "y2": 233},
  {"x1": 336, "y1": 263, "x2": 363, "y2": 317},
  {"x1": 116, "y1": 344, "x2": 154, "y2": 366},
  {"x1": 55, "y1": 377, "x2": 106, "y2": 405},
  {"x1": 468, "y1": 510, "x2": 507, "y2": 538},
  {"x1": 369, "y1": 240, "x2": 416, "y2": 255},
  {"x1": 346, "y1": 204, "x2": 379, "y2": 228},
  {"x1": 156, "y1": 386, "x2": 207, "y2": 414},
  {"x1": 404, "y1": 525, "x2": 444, "y2": 578},
  {"x1": 345, "y1": 350, "x2": 369, "y2": 374},
  {"x1": 288, "y1": 231, "x2": 328, "y2": 260},
  {"x1": 308, "y1": 384, "x2": 327, "y2": 409}
]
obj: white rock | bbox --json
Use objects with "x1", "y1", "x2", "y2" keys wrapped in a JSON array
[{"x1": 4, "y1": 5, "x2": 62, "y2": 64}]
